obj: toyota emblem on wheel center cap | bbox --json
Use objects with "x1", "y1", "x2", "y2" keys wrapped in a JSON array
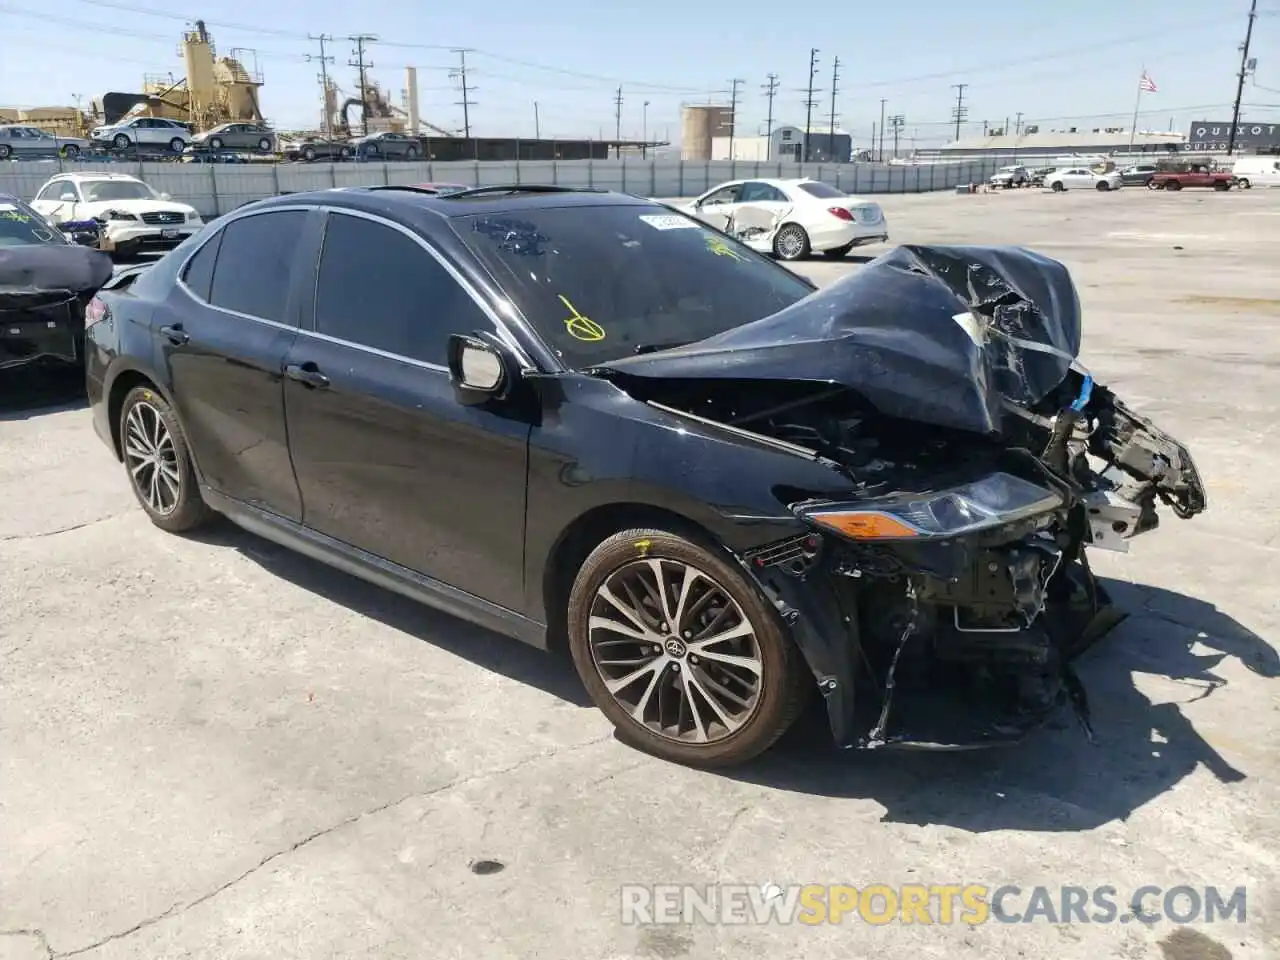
[{"x1": 664, "y1": 637, "x2": 688, "y2": 658}]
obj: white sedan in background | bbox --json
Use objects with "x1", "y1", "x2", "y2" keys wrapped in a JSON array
[
  {"x1": 1044, "y1": 167, "x2": 1123, "y2": 192},
  {"x1": 677, "y1": 178, "x2": 889, "y2": 261}
]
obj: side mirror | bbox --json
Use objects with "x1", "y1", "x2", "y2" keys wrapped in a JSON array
[
  {"x1": 447, "y1": 333, "x2": 512, "y2": 405},
  {"x1": 159, "y1": 192, "x2": 172, "y2": 200}
]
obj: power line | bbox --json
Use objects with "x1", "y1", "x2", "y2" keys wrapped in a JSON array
[
  {"x1": 1228, "y1": 0, "x2": 1260, "y2": 155},
  {"x1": 347, "y1": 34, "x2": 376, "y2": 136},
  {"x1": 451, "y1": 48, "x2": 476, "y2": 140},
  {"x1": 802, "y1": 48, "x2": 820, "y2": 163},
  {"x1": 889, "y1": 114, "x2": 906, "y2": 158},
  {"x1": 305, "y1": 34, "x2": 334, "y2": 139},
  {"x1": 951, "y1": 83, "x2": 969, "y2": 141},
  {"x1": 762, "y1": 73, "x2": 780, "y2": 148},
  {"x1": 728, "y1": 78, "x2": 743, "y2": 160}
]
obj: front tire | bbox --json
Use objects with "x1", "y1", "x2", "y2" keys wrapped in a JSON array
[
  {"x1": 61, "y1": 144, "x2": 80, "y2": 160},
  {"x1": 1096, "y1": 181, "x2": 1111, "y2": 191},
  {"x1": 1238, "y1": 178, "x2": 1251, "y2": 189},
  {"x1": 772, "y1": 223, "x2": 811, "y2": 261},
  {"x1": 303, "y1": 147, "x2": 317, "y2": 162},
  {"x1": 1051, "y1": 181, "x2": 1065, "y2": 192},
  {"x1": 567, "y1": 528, "x2": 810, "y2": 768},
  {"x1": 113, "y1": 134, "x2": 131, "y2": 150},
  {"x1": 1165, "y1": 180, "x2": 1182, "y2": 191},
  {"x1": 169, "y1": 138, "x2": 186, "y2": 154},
  {"x1": 119, "y1": 386, "x2": 211, "y2": 533}
]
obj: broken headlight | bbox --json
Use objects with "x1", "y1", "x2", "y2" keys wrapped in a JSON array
[{"x1": 797, "y1": 472, "x2": 1064, "y2": 541}]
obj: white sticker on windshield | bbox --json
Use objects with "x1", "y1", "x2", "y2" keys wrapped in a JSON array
[{"x1": 638, "y1": 214, "x2": 700, "y2": 230}]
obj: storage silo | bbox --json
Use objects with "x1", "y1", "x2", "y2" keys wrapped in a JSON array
[{"x1": 681, "y1": 105, "x2": 734, "y2": 160}]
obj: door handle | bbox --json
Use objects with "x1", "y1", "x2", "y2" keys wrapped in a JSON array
[
  {"x1": 284, "y1": 362, "x2": 330, "y2": 389},
  {"x1": 159, "y1": 323, "x2": 189, "y2": 345}
]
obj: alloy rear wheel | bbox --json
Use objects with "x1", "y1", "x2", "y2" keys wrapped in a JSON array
[{"x1": 119, "y1": 386, "x2": 211, "y2": 533}]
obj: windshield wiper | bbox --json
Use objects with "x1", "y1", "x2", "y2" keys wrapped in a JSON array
[{"x1": 633, "y1": 340, "x2": 693, "y2": 355}]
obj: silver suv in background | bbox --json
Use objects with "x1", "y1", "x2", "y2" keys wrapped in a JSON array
[{"x1": 89, "y1": 116, "x2": 190, "y2": 154}]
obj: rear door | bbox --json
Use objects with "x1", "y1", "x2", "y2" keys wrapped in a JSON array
[
  {"x1": 281, "y1": 208, "x2": 532, "y2": 609},
  {"x1": 157, "y1": 207, "x2": 316, "y2": 518}
]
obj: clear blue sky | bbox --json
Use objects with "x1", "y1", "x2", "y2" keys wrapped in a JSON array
[{"x1": 3, "y1": 0, "x2": 1276, "y2": 146}]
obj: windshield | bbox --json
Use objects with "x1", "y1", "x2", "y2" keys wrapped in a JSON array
[
  {"x1": 0, "y1": 201, "x2": 63, "y2": 247},
  {"x1": 453, "y1": 203, "x2": 815, "y2": 368},
  {"x1": 81, "y1": 180, "x2": 157, "y2": 202},
  {"x1": 796, "y1": 181, "x2": 846, "y2": 199}
]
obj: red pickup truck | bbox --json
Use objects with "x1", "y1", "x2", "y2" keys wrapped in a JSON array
[{"x1": 1149, "y1": 164, "x2": 1235, "y2": 191}]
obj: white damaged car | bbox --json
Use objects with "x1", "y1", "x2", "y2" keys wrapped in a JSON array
[
  {"x1": 675, "y1": 178, "x2": 889, "y2": 261},
  {"x1": 30, "y1": 172, "x2": 203, "y2": 259}
]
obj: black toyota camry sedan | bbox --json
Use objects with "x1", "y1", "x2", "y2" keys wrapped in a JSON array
[{"x1": 84, "y1": 184, "x2": 1206, "y2": 767}]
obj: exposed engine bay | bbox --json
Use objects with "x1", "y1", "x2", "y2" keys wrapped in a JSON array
[{"x1": 596, "y1": 244, "x2": 1208, "y2": 749}]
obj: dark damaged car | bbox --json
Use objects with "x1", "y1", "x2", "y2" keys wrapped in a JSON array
[
  {"x1": 83, "y1": 185, "x2": 1207, "y2": 767},
  {"x1": 2, "y1": 193, "x2": 114, "y2": 372}
]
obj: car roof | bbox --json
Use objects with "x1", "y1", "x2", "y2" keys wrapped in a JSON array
[
  {"x1": 47, "y1": 171, "x2": 144, "y2": 183},
  {"x1": 253, "y1": 185, "x2": 655, "y2": 222}
]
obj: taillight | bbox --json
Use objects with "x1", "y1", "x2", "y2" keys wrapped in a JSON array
[
  {"x1": 85, "y1": 296, "x2": 109, "y2": 329},
  {"x1": 828, "y1": 206, "x2": 854, "y2": 221}
]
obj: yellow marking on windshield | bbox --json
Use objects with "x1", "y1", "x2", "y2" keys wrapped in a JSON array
[
  {"x1": 705, "y1": 234, "x2": 748, "y2": 261},
  {"x1": 558, "y1": 294, "x2": 606, "y2": 342}
]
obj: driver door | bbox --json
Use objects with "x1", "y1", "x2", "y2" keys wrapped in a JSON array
[{"x1": 690, "y1": 182, "x2": 743, "y2": 231}]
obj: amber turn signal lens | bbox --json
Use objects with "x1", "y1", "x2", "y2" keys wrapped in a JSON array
[{"x1": 806, "y1": 511, "x2": 920, "y2": 540}]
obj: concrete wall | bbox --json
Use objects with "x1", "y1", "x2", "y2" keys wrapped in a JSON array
[{"x1": 0, "y1": 157, "x2": 1005, "y2": 218}]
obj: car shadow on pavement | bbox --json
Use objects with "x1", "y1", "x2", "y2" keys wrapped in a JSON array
[
  {"x1": 188, "y1": 519, "x2": 595, "y2": 709},
  {"x1": 725, "y1": 577, "x2": 1276, "y2": 831},
  {"x1": 0, "y1": 365, "x2": 86, "y2": 421}
]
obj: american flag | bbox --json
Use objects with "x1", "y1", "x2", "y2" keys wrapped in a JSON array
[{"x1": 1139, "y1": 71, "x2": 1158, "y2": 93}]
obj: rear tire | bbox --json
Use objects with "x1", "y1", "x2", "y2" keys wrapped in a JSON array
[
  {"x1": 303, "y1": 147, "x2": 317, "y2": 162},
  {"x1": 822, "y1": 242, "x2": 854, "y2": 259},
  {"x1": 1051, "y1": 181, "x2": 1065, "y2": 192},
  {"x1": 1238, "y1": 178, "x2": 1251, "y2": 189},
  {"x1": 1214, "y1": 181, "x2": 1230, "y2": 191},
  {"x1": 0, "y1": 144, "x2": 11, "y2": 159},
  {"x1": 61, "y1": 144, "x2": 80, "y2": 160},
  {"x1": 1096, "y1": 181, "x2": 1110, "y2": 191},
  {"x1": 118, "y1": 386, "x2": 211, "y2": 533},
  {"x1": 169, "y1": 138, "x2": 186, "y2": 154},
  {"x1": 258, "y1": 138, "x2": 272, "y2": 152},
  {"x1": 113, "y1": 133, "x2": 131, "y2": 150},
  {"x1": 1165, "y1": 180, "x2": 1182, "y2": 191},
  {"x1": 566, "y1": 528, "x2": 811, "y2": 768}
]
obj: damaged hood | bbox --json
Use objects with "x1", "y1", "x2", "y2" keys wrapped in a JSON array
[
  {"x1": 596, "y1": 244, "x2": 1082, "y2": 436},
  {"x1": 0, "y1": 244, "x2": 115, "y2": 311}
]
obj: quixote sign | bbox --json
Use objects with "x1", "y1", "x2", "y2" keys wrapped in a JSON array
[{"x1": 1188, "y1": 121, "x2": 1280, "y2": 150}]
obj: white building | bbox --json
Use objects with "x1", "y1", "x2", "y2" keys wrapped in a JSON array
[{"x1": 711, "y1": 125, "x2": 853, "y2": 163}]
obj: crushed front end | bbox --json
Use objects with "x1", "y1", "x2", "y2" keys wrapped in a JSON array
[
  {"x1": 598, "y1": 244, "x2": 1208, "y2": 750},
  {"x1": 736, "y1": 368, "x2": 1207, "y2": 750}
]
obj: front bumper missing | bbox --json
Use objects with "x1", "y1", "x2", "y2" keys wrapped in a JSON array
[{"x1": 740, "y1": 530, "x2": 1129, "y2": 751}]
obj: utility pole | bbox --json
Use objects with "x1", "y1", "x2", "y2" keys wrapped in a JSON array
[
  {"x1": 827, "y1": 56, "x2": 840, "y2": 162},
  {"x1": 642, "y1": 100, "x2": 649, "y2": 158},
  {"x1": 534, "y1": 101, "x2": 540, "y2": 139},
  {"x1": 950, "y1": 83, "x2": 968, "y2": 142},
  {"x1": 347, "y1": 34, "x2": 376, "y2": 136},
  {"x1": 1227, "y1": 0, "x2": 1259, "y2": 156},
  {"x1": 802, "y1": 48, "x2": 820, "y2": 163},
  {"x1": 612, "y1": 86, "x2": 623, "y2": 158},
  {"x1": 449, "y1": 49, "x2": 476, "y2": 141},
  {"x1": 728, "y1": 78, "x2": 743, "y2": 161},
  {"x1": 878, "y1": 98, "x2": 886, "y2": 161},
  {"x1": 762, "y1": 72, "x2": 779, "y2": 157},
  {"x1": 1015, "y1": 111, "x2": 1023, "y2": 135},
  {"x1": 889, "y1": 114, "x2": 905, "y2": 158},
  {"x1": 306, "y1": 34, "x2": 335, "y2": 139}
]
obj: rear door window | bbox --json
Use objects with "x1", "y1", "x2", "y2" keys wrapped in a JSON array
[
  {"x1": 313, "y1": 211, "x2": 492, "y2": 365},
  {"x1": 207, "y1": 210, "x2": 306, "y2": 324}
]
